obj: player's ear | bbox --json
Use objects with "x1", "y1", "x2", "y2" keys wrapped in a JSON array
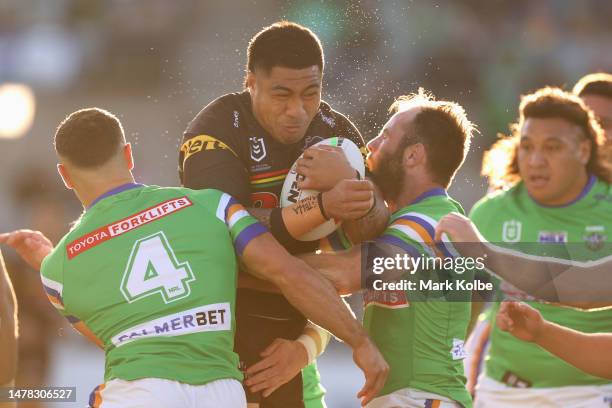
[
  {"x1": 123, "y1": 143, "x2": 134, "y2": 170},
  {"x1": 245, "y1": 71, "x2": 256, "y2": 92},
  {"x1": 577, "y1": 139, "x2": 591, "y2": 165},
  {"x1": 403, "y1": 143, "x2": 425, "y2": 167},
  {"x1": 57, "y1": 163, "x2": 73, "y2": 190}
]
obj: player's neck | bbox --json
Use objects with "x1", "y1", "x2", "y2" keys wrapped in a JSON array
[
  {"x1": 79, "y1": 174, "x2": 137, "y2": 209},
  {"x1": 389, "y1": 179, "x2": 443, "y2": 212}
]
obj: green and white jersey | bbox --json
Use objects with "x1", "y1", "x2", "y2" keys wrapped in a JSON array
[
  {"x1": 470, "y1": 176, "x2": 612, "y2": 388},
  {"x1": 40, "y1": 184, "x2": 266, "y2": 385},
  {"x1": 363, "y1": 188, "x2": 473, "y2": 408}
]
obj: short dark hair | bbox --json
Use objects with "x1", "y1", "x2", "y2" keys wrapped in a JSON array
[
  {"x1": 573, "y1": 72, "x2": 612, "y2": 99},
  {"x1": 483, "y1": 87, "x2": 610, "y2": 189},
  {"x1": 54, "y1": 108, "x2": 125, "y2": 168},
  {"x1": 246, "y1": 21, "x2": 324, "y2": 76},
  {"x1": 390, "y1": 90, "x2": 475, "y2": 188}
]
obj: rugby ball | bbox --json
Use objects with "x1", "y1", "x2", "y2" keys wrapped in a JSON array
[{"x1": 280, "y1": 137, "x2": 365, "y2": 241}]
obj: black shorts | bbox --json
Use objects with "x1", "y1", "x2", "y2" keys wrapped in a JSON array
[{"x1": 235, "y1": 288, "x2": 307, "y2": 408}]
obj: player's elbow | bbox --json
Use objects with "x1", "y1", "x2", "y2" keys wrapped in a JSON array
[{"x1": 325, "y1": 271, "x2": 354, "y2": 295}]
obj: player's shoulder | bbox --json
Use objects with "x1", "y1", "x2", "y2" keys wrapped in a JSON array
[
  {"x1": 315, "y1": 101, "x2": 363, "y2": 142},
  {"x1": 469, "y1": 183, "x2": 521, "y2": 219},
  {"x1": 184, "y1": 91, "x2": 248, "y2": 139},
  {"x1": 140, "y1": 185, "x2": 227, "y2": 208},
  {"x1": 41, "y1": 233, "x2": 73, "y2": 282},
  {"x1": 196, "y1": 91, "x2": 246, "y2": 118},
  {"x1": 166, "y1": 186, "x2": 243, "y2": 217}
]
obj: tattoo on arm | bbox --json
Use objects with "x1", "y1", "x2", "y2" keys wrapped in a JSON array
[
  {"x1": 291, "y1": 195, "x2": 318, "y2": 216},
  {"x1": 343, "y1": 186, "x2": 389, "y2": 243}
]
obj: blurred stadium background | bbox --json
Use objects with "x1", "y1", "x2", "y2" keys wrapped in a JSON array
[{"x1": 0, "y1": 1, "x2": 610, "y2": 406}]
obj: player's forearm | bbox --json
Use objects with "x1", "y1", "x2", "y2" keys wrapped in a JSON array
[
  {"x1": 535, "y1": 320, "x2": 612, "y2": 379},
  {"x1": 342, "y1": 185, "x2": 389, "y2": 243},
  {"x1": 273, "y1": 257, "x2": 368, "y2": 348},
  {"x1": 483, "y1": 244, "x2": 612, "y2": 305},
  {"x1": 548, "y1": 257, "x2": 612, "y2": 305},
  {"x1": 248, "y1": 197, "x2": 326, "y2": 240},
  {"x1": 300, "y1": 248, "x2": 362, "y2": 295},
  {"x1": 243, "y1": 233, "x2": 367, "y2": 347},
  {"x1": 482, "y1": 243, "x2": 561, "y2": 301}
]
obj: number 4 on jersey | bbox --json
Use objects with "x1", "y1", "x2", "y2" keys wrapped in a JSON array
[{"x1": 121, "y1": 231, "x2": 195, "y2": 304}]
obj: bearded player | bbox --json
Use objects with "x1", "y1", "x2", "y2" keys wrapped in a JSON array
[
  {"x1": 469, "y1": 87, "x2": 612, "y2": 407},
  {"x1": 298, "y1": 90, "x2": 477, "y2": 407},
  {"x1": 179, "y1": 21, "x2": 388, "y2": 408},
  {"x1": 1, "y1": 108, "x2": 389, "y2": 407}
]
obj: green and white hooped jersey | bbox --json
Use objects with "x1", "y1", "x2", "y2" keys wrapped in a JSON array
[
  {"x1": 41, "y1": 184, "x2": 266, "y2": 385},
  {"x1": 470, "y1": 176, "x2": 612, "y2": 388},
  {"x1": 363, "y1": 188, "x2": 473, "y2": 408}
]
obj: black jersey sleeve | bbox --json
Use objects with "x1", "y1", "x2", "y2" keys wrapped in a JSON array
[
  {"x1": 179, "y1": 97, "x2": 251, "y2": 205},
  {"x1": 333, "y1": 110, "x2": 366, "y2": 149}
]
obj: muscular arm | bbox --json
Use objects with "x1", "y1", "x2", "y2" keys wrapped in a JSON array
[
  {"x1": 241, "y1": 231, "x2": 388, "y2": 404},
  {"x1": 536, "y1": 321, "x2": 612, "y2": 379},
  {"x1": 481, "y1": 244, "x2": 612, "y2": 307},
  {"x1": 0, "y1": 250, "x2": 18, "y2": 386},
  {"x1": 342, "y1": 183, "x2": 389, "y2": 244},
  {"x1": 299, "y1": 246, "x2": 362, "y2": 295},
  {"x1": 436, "y1": 213, "x2": 612, "y2": 306},
  {"x1": 498, "y1": 302, "x2": 612, "y2": 379},
  {"x1": 242, "y1": 232, "x2": 365, "y2": 345}
]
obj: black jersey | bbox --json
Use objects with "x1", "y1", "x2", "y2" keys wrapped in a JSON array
[
  {"x1": 179, "y1": 90, "x2": 364, "y2": 315},
  {"x1": 179, "y1": 91, "x2": 364, "y2": 405}
]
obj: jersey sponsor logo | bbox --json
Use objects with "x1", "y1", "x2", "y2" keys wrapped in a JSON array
[
  {"x1": 451, "y1": 338, "x2": 467, "y2": 360},
  {"x1": 363, "y1": 289, "x2": 409, "y2": 309},
  {"x1": 501, "y1": 371, "x2": 532, "y2": 388},
  {"x1": 180, "y1": 135, "x2": 237, "y2": 163},
  {"x1": 538, "y1": 231, "x2": 567, "y2": 243},
  {"x1": 584, "y1": 225, "x2": 607, "y2": 251},
  {"x1": 502, "y1": 220, "x2": 522, "y2": 243},
  {"x1": 110, "y1": 302, "x2": 231, "y2": 347},
  {"x1": 594, "y1": 193, "x2": 612, "y2": 203},
  {"x1": 250, "y1": 192, "x2": 279, "y2": 208},
  {"x1": 66, "y1": 197, "x2": 193, "y2": 259},
  {"x1": 319, "y1": 111, "x2": 336, "y2": 128},
  {"x1": 250, "y1": 163, "x2": 272, "y2": 173},
  {"x1": 249, "y1": 136, "x2": 267, "y2": 162},
  {"x1": 287, "y1": 181, "x2": 300, "y2": 204},
  {"x1": 233, "y1": 110, "x2": 239, "y2": 128}
]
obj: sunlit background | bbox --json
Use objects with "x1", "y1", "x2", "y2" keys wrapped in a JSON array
[{"x1": 0, "y1": 1, "x2": 610, "y2": 407}]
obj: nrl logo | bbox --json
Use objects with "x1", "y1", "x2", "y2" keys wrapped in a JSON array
[
  {"x1": 583, "y1": 225, "x2": 607, "y2": 251},
  {"x1": 502, "y1": 220, "x2": 522, "y2": 243},
  {"x1": 249, "y1": 137, "x2": 267, "y2": 162}
]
